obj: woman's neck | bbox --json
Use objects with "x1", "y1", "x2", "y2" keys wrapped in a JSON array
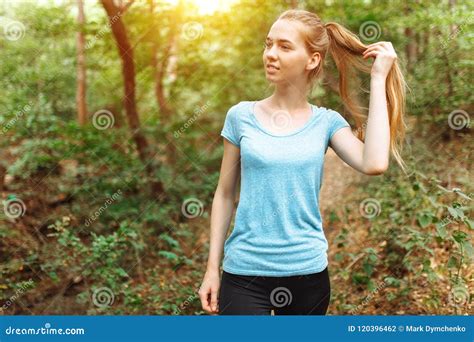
[{"x1": 269, "y1": 82, "x2": 310, "y2": 111}]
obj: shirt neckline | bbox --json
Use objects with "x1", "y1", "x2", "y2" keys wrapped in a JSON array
[{"x1": 248, "y1": 100, "x2": 318, "y2": 138}]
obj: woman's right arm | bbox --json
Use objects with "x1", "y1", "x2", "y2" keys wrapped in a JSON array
[{"x1": 198, "y1": 138, "x2": 241, "y2": 314}]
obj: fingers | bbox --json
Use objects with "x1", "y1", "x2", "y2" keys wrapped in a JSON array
[
  {"x1": 362, "y1": 41, "x2": 397, "y2": 59},
  {"x1": 198, "y1": 287, "x2": 212, "y2": 313},
  {"x1": 210, "y1": 288, "x2": 219, "y2": 313},
  {"x1": 365, "y1": 41, "x2": 393, "y2": 49},
  {"x1": 363, "y1": 41, "x2": 394, "y2": 56},
  {"x1": 198, "y1": 285, "x2": 220, "y2": 314},
  {"x1": 362, "y1": 46, "x2": 384, "y2": 59}
]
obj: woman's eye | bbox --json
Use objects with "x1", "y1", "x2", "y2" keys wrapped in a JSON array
[{"x1": 263, "y1": 42, "x2": 289, "y2": 50}]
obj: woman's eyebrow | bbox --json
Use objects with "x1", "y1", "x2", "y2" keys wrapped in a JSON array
[{"x1": 265, "y1": 37, "x2": 294, "y2": 44}]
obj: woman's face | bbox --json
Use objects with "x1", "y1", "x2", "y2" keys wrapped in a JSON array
[{"x1": 263, "y1": 19, "x2": 320, "y2": 85}]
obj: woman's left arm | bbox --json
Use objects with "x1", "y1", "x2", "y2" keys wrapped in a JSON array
[{"x1": 329, "y1": 41, "x2": 398, "y2": 176}]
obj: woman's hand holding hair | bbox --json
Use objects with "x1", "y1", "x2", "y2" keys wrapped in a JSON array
[{"x1": 362, "y1": 41, "x2": 398, "y2": 80}]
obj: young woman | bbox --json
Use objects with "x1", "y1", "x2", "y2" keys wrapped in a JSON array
[{"x1": 198, "y1": 9, "x2": 406, "y2": 315}]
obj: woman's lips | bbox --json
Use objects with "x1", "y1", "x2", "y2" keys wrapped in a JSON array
[{"x1": 266, "y1": 65, "x2": 279, "y2": 73}]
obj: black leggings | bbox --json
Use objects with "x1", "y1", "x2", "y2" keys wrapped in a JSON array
[{"x1": 218, "y1": 266, "x2": 330, "y2": 315}]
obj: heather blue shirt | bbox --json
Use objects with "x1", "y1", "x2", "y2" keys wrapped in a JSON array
[{"x1": 220, "y1": 100, "x2": 351, "y2": 276}]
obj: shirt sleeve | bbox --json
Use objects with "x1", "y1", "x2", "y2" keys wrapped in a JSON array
[
  {"x1": 220, "y1": 104, "x2": 241, "y2": 147},
  {"x1": 328, "y1": 109, "x2": 351, "y2": 141}
]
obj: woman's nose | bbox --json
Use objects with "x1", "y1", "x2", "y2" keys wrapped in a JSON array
[{"x1": 266, "y1": 45, "x2": 278, "y2": 59}]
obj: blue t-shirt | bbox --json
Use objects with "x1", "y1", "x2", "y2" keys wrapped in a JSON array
[{"x1": 220, "y1": 100, "x2": 351, "y2": 276}]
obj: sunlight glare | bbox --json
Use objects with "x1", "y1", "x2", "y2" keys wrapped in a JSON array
[{"x1": 165, "y1": 0, "x2": 237, "y2": 15}]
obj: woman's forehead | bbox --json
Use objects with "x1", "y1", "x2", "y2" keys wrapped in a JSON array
[{"x1": 267, "y1": 19, "x2": 305, "y2": 45}]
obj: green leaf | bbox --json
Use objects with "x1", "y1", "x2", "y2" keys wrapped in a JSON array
[
  {"x1": 368, "y1": 253, "x2": 378, "y2": 263},
  {"x1": 448, "y1": 206, "x2": 464, "y2": 219},
  {"x1": 417, "y1": 213, "x2": 432, "y2": 228},
  {"x1": 384, "y1": 276, "x2": 401, "y2": 287},
  {"x1": 435, "y1": 222, "x2": 448, "y2": 239},
  {"x1": 158, "y1": 251, "x2": 179, "y2": 262},
  {"x1": 159, "y1": 233, "x2": 180, "y2": 249},
  {"x1": 48, "y1": 271, "x2": 59, "y2": 282},
  {"x1": 462, "y1": 241, "x2": 474, "y2": 260},
  {"x1": 447, "y1": 256, "x2": 460, "y2": 269},
  {"x1": 351, "y1": 273, "x2": 369, "y2": 285},
  {"x1": 116, "y1": 267, "x2": 129, "y2": 278},
  {"x1": 362, "y1": 262, "x2": 374, "y2": 276},
  {"x1": 452, "y1": 230, "x2": 467, "y2": 243},
  {"x1": 464, "y1": 218, "x2": 474, "y2": 230}
]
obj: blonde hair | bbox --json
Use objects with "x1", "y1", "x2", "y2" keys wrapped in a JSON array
[{"x1": 278, "y1": 9, "x2": 408, "y2": 173}]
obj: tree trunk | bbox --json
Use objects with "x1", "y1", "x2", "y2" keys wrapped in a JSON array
[
  {"x1": 76, "y1": 0, "x2": 87, "y2": 126},
  {"x1": 449, "y1": 0, "x2": 458, "y2": 35},
  {"x1": 101, "y1": 0, "x2": 165, "y2": 198},
  {"x1": 404, "y1": 27, "x2": 417, "y2": 71},
  {"x1": 149, "y1": 1, "x2": 173, "y2": 119},
  {"x1": 149, "y1": 0, "x2": 180, "y2": 167},
  {"x1": 403, "y1": 3, "x2": 417, "y2": 72},
  {"x1": 0, "y1": 164, "x2": 6, "y2": 191}
]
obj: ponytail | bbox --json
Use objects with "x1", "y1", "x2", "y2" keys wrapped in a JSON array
[{"x1": 325, "y1": 21, "x2": 408, "y2": 173}]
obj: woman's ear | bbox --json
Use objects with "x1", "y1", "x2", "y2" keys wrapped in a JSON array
[{"x1": 306, "y1": 52, "x2": 321, "y2": 71}]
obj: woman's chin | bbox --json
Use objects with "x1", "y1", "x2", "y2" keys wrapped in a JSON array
[
  {"x1": 266, "y1": 78, "x2": 284, "y2": 86},
  {"x1": 265, "y1": 74, "x2": 279, "y2": 83}
]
